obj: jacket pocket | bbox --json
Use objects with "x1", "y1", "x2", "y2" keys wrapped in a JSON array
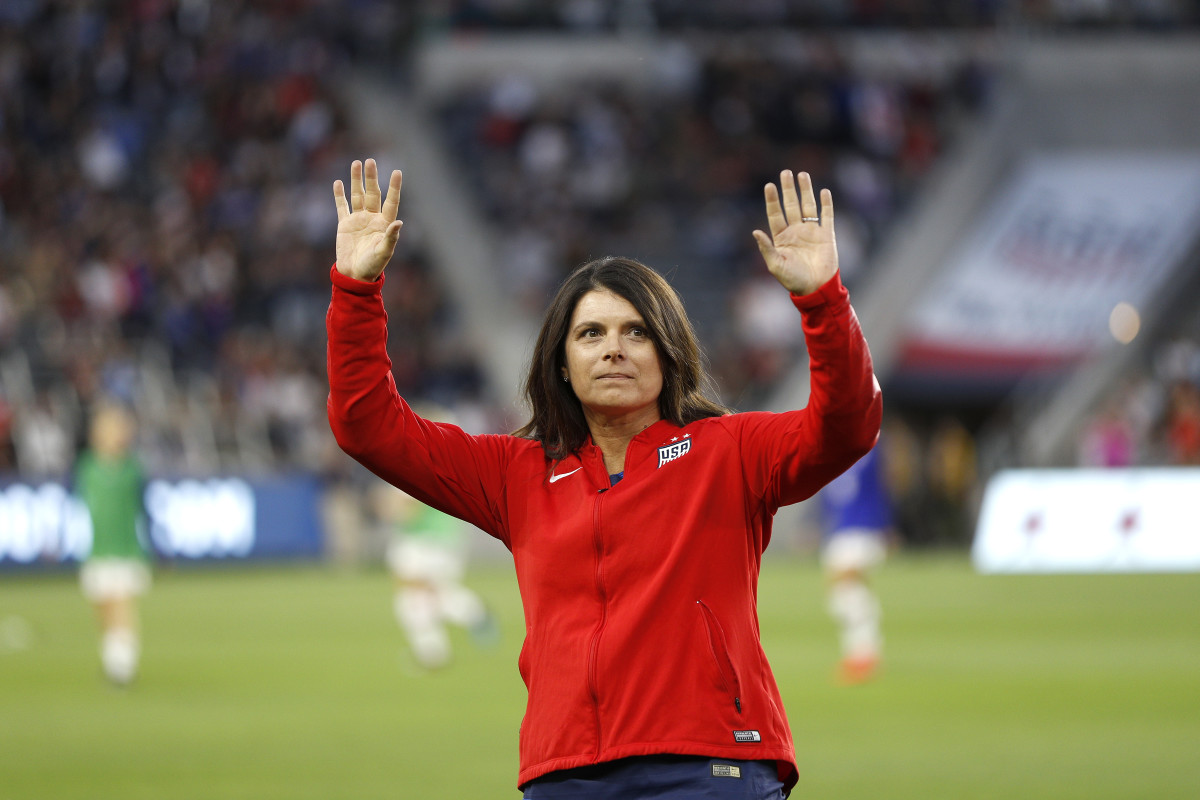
[{"x1": 696, "y1": 600, "x2": 743, "y2": 715}]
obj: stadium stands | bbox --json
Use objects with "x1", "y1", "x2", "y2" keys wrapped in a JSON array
[
  {"x1": 2, "y1": 0, "x2": 1198, "y2": 550},
  {"x1": 0, "y1": 2, "x2": 481, "y2": 478}
]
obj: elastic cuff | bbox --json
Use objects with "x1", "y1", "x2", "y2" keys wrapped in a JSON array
[
  {"x1": 790, "y1": 271, "x2": 847, "y2": 311},
  {"x1": 330, "y1": 264, "x2": 385, "y2": 295}
]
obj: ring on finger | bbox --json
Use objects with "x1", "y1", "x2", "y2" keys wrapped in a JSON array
[{"x1": 801, "y1": 216, "x2": 819, "y2": 222}]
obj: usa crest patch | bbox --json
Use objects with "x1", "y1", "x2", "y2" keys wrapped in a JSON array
[{"x1": 657, "y1": 436, "x2": 692, "y2": 468}]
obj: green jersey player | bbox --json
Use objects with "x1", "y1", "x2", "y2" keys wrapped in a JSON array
[{"x1": 75, "y1": 404, "x2": 149, "y2": 685}]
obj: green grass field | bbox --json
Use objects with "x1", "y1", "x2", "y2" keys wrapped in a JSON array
[{"x1": 2, "y1": 555, "x2": 1198, "y2": 799}]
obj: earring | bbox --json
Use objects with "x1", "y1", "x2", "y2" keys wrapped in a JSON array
[{"x1": 562, "y1": 375, "x2": 569, "y2": 382}]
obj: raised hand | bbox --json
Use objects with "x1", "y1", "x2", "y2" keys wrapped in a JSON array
[
  {"x1": 333, "y1": 158, "x2": 404, "y2": 282},
  {"x1": 752, "y1": 170, "x2": 839, "y2": 296}
]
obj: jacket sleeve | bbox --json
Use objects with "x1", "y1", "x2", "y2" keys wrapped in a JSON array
[
  {"x1": 325, "y1": 265, "x2": 512, "y2": 543},
  {"x1": 733, "y1": 271, "x2": 883, "y2": 513}
]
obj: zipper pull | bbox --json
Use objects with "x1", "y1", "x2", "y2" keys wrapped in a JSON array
[{"x1": 735, "y1": 697, "x2": 742, "y2": 713}]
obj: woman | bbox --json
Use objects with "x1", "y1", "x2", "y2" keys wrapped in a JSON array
[{"x1": 327, "y1": 159, "x2": 881, "y2": 798}]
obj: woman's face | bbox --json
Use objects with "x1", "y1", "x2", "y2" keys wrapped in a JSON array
[{"x1": 563, "y1": 289, "x2": 663, "y2": 427}]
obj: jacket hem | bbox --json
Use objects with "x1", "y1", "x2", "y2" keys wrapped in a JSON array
[{"x1": 517, "y1": 742, "x2": 798, "y2": 791}]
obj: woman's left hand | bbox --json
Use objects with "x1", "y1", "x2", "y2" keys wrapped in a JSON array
[{"x1": 753, "y1": 170, "x2": 839, "y2": 296}]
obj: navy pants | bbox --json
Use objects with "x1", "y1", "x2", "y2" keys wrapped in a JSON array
[{"x1": 521, "y1": 756, "x2": 787, "y2": 799}]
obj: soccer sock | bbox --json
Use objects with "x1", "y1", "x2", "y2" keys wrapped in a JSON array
[
  {"x1": 395, "y1": 590, "x2": 450, "y2": 668},
  {"x1": 828, "y1": 580, "x2": 882, "y2": 661},
  {"x1": 101, "y1": 628, "x2": 139, "y2": 685}
]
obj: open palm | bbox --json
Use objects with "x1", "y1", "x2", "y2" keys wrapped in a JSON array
[
  {"x1": 753, "y1": 170, "x2": 839, "y2": 296},
  {"x1": 333, "y1": 159, "x2": 404, "y2": 282}
]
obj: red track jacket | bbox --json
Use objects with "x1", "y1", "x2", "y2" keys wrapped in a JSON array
[{"x1": 326, "y1": 266, "x2": 882, "y2": 793}]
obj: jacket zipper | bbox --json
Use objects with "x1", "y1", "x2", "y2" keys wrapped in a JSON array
[
  {"x1": 587, "y1": 486, "x2": 609, "y2": 755},
  {"x1": 696, "y1": 599, "x2": 743, "y2": 715}
]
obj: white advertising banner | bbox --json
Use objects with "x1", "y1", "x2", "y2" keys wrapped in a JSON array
[
  {"x1": 903, "y1": 153, "x2": 1200, "y2": 371},
  {"x1": 972, "y1": 468, "x2": 1200, "y2": 573}
]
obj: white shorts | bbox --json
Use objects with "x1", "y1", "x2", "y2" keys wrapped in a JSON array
[
  {"x1": 386, "y1": 538, "x2": 465, "y2": 585},
  {"x1": 821, "y1": 529, "x2": 886, "y2": 573},
  {"x1": 80, "y1": 558, "x2": 151, "y2": 602}
]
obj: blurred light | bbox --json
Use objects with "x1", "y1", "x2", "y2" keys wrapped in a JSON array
[
  {"x1": 145, "y1": 479, "x2": 256, "y2": 559},
  {"x1": 1109, "y1": 302, "x2": 1140, "y2": 344}
]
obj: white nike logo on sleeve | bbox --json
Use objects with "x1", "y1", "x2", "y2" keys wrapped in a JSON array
[{"x1": 549, "y1": 467, "x2": 582, "y2": 483}]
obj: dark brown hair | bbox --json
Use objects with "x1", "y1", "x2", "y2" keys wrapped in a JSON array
[{"x1": 514, "y1": 256, "x2": 730, "y2": 459}]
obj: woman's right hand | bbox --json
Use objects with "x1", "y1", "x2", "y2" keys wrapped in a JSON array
[{"x1": 332, "y1": 158, "x2": 404, "y2": 282}]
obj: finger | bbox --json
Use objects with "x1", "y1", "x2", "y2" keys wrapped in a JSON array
[
  {"x1": 752, "y1": 230, "x2": 776, "y2": 266},
  {"x1": 819, "y1": 187, "x2": 835, "y2": 232},
  {"x1": 799, "y1": 172, "x2": 819, "y2": 220},
  {"x1": 381, "y1": 169, "x2": 403, "y2": 222},
  {"x1": 374, "y1": 220, "x2": 404, "y2": 262},
  {"x1": 332, "y1": 180, "x2": 350, "y2": 221},
  {"x1": 386, "y1": 219, "x2": 403, "y2": 243},
  {"x1": 350, "y1": 160, "x2": 364, "y2": 212},
  {"x1": 364, "y1": 158, "x2": 382, "y2": 213},
  {"x1": 764, "y1": 183, "x2": 787, "y2": 238},
  {"x1": 780, "y1": 169, "x2": 802, "y2": 226}
]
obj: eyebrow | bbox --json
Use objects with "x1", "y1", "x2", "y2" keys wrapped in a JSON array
[{"x1": 571, "y1": 317, "x2": 647, "y2": 334}]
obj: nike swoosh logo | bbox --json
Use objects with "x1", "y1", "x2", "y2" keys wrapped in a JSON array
[{"x1": 549, "y1": 467, "x2": 582, "y2": 484}]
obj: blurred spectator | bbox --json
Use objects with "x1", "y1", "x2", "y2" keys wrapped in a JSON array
[
  {"x1": 1077, "y1": 396, "x2": 1136, "y2": 467},
  {"x1": 13, "y1": 391, "x2": 74, "y2": 479},
  {"x1": 725, "y1": 274, "x2": 807, "y2": 404},
  {"x1": 0, "y1": 392, "x2": 13, "y2": 470},
  {"x1": 1164, "y1": 380, "x2": 1200, "y2": 465},
  {"x1": 923, "y1": 416, "x2": 978, "y2": 545},
  {"x1": 879, "y1": 413, "x2": 925, "y2": 544}
]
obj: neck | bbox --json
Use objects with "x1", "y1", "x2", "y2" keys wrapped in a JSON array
[{"x1": 584, "y1": 406, "x2": 660, "y2": 475}]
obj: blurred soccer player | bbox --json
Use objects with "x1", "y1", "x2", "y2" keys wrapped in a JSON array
[
  {"x1": 818, "y1": 442, "x2": 892, "y2": 685},
  {"x1": 372, "y1": 477, "x2": 497, "y2": 670},
  {"x1": 74, "y1": 404, "x2": 149, "y2": 686}
]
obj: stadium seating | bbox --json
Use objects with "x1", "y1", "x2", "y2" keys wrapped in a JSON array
[{"x1": 2, "y1": 1, "x2": 1197, "y2": 548}]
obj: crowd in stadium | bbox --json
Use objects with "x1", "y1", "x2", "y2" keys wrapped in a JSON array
[
  {"x1": 436, "y1": 39, "x2": 992, "y2": 406},
  {"x1": 0, "y1": 2, "x2": 467, "y2": 480},
  {"x1": 1, "y1": 0, "x2": 1197, "y2": 549},
  {"x1": 1077, "y1": 329, "x2": 1200, "y2": 467},
  {"x1": 431, "y1": 0, "x2": 1193, "y2": 31}
]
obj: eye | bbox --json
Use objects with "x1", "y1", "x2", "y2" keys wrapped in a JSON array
[{"x1": 629, "y1": 326, "x2": 649, "y2": 339}]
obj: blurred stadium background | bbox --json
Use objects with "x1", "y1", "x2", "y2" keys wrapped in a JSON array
[{"x1": 1, "y1": 1, "x2": 1199, "y2": 797}]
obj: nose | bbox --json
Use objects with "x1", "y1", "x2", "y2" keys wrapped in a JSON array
[{"x1": 603, "y1": 334, "x2": 624, "y2": 361}]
